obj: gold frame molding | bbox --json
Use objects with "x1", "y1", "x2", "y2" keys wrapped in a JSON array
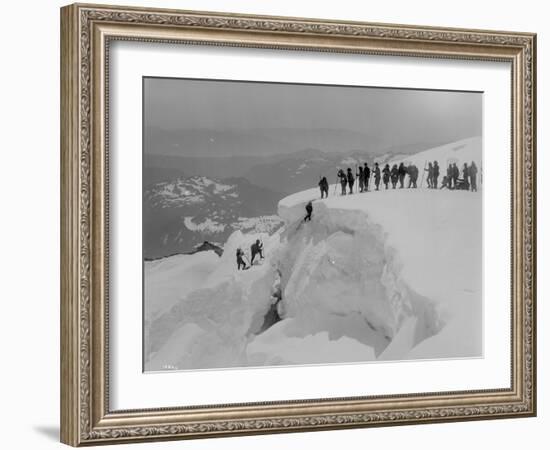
[{"x1": 60, "y1": 2, "x2": 537, "y2": 446}]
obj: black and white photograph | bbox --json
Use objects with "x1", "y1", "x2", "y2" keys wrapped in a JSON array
[{"x1": 143, "y1": 77, "x2": 483, "y2": 372}]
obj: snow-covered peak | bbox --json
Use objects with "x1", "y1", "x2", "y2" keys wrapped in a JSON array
[{"x1": 146, "y1": 176, "x2": 239, "y2": 208}]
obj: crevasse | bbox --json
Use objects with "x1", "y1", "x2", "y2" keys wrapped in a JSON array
[{"x1": 260, "y1": 201, "x2": 444, "y2": 360}]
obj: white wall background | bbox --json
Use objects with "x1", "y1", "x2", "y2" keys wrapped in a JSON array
[{"x1": 0, "y1": 0, "x2": 545, "y2": 448}]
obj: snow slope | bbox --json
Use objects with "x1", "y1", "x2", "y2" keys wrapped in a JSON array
[
  {"x1": 144, "y1": 251, "x2": 220, "y2": 321},
  {"x1": 387, "y1": 136, "x2": 482, "y2": 183},
  {"x1": 144, "y1": 137, "x2": 482, "y2": 371}
]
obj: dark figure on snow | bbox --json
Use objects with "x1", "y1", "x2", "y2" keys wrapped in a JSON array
[
  {"x1": 357, "y1": 166, "x2": 364, "y2": 193},
  {"x1": 304, "y1": 201, "x2": 313, "y2": 222},
  {"x1": 236, "y1": 248, "x2": 247, "y2": 270},
  {"x1": 318, "y1": 176, "x2": 329, "y2": 199},
  {"x1": 408, "y1": 164, "x2": 418, "y2": 188},
  {"x1": 469, "y1": 161, "x2": 478, "y2": 192},
  {"x1": 447, "y1": 164, "x2": 453, "y2": 189},
  {"x1": 347, "y1": 168, "x2": 355, "y2": 194},
  {"x1": 462, "y1": 163, "x2": 470, "y2": 190},
  {"x1": 390, "y1": 164, "x2": 399, "y2": 189},
  {"x1": 382, "y1": 164, "x2": 390, "y2": 189},
  {"x1": 363, "y1": 162, "x2": 371, "y2": 191},
  {"x1": 425, "y1": 162, "x2": 434, "y2": 188},
  {"x1": 398, "y1": 162, "x2": 407, "y2": 189},
  {"x1": 433, "y1": 161, "x2": 440, "y2": 189},
  {"x1": 337, "y1": 169, "x2": 347, "y2": 195},
  {"x1": 373, "y1": 162, "x2": 381, "y2": 190},
  {"x1": 440, "y1": 175, "x2": 450, "y2": 190},
  {"x1": 452, "y1": 163, "x2": 459, "y2": 189},
  {"x1": 250, "y1": 239, "x2": 264, "y2": 264}
]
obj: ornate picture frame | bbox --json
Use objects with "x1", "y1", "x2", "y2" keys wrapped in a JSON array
[{"x1": 60, "y1": 3, "x2": 536, "y2": 446}]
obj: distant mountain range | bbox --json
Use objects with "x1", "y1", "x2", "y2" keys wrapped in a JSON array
[
  {"x1": 144, "y1": 176, "x2": 284, "y2": 259},
  {"x1": 145, "y1": 126, "x2": 383, "y2": 159}
]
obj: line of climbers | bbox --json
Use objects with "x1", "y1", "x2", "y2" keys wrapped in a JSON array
[{"x1": 318, "y1": 160, "x2": 479, "y2": 198}]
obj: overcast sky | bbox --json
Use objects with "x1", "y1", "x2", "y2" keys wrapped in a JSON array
[{"x1": 144, "y1": 77, "x2": 482, "y2": 157}]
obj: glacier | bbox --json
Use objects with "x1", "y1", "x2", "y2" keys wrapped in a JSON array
[{"x1": 144, "y1": 138, "x2": 482, "y2": 371}]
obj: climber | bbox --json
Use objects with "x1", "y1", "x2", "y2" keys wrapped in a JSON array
[
  {"x1": 347, "y1": 168, "x2": 355, "y2": 194},
  {"x1": 250, "y1": 239, "x2": 264, "y2": 265},
  {"x1": 236, "y1": 248, "x2": 247, "y2": 270},
  {"x1": 373, "y1": 162, "x2": 381, "y2": 191},
  {"x1": 337, "y1": 168, "x2": 347, "y2": 195},
  {"x1": 318, "y1": 176, "x2": 329, "y2": 198},
  {"x1": 304, "y1": 201, "x2": 313, "y2": 222}
]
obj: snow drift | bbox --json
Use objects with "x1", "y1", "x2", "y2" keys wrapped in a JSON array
[{"x1": 144, "y1": 138, "x2": 482, "y2": 371}]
